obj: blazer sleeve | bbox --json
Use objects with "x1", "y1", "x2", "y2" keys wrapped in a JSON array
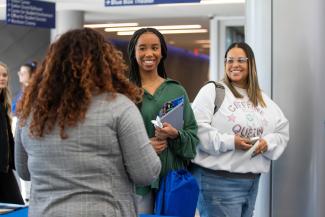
[
  {"x1": 14, "y1": 121, "x2": 31, "y2": 181},
  {"x1": 117, "y1": 100, "x2": 161, "y2": 186},
  {"x1": 168, "y1": 90, "x2": 199, "y2": 160}
]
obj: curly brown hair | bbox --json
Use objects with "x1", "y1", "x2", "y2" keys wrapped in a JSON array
[{"x1": 17, "y1": 28, "x2": 143, "y2": 139}]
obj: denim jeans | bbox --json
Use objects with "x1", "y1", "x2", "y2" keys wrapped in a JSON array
[{"x1": 192, "y1": 165, "x2": 260, "y2": 217}]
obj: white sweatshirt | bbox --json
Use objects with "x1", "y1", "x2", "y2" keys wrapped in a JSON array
[{"x1": 191, "y1": 82, "x2": 289, "y2": 173}]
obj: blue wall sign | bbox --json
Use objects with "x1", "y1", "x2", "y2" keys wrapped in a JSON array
[
  {"x1": 6, "y1": 0, "x2": 55, "y2": 29},
  {"x1": 105, "y1": 0, "x2": 200, "y2": 7}
]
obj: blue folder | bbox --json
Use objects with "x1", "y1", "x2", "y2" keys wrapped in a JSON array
[{"x1": 0, "y1": 207, "x2": 28, "y2": 216}]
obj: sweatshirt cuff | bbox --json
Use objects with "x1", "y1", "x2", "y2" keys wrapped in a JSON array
[
  {"x1": 263, "y1": 135, "x2": 276, "y2": 153},
  {"x1": 218, "y1": 134, "x2": 235, "y2": 152}
]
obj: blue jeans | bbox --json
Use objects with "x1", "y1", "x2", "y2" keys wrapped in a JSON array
[{"x1": 192, "y1": 165, "x2": 260, "y2": 217}]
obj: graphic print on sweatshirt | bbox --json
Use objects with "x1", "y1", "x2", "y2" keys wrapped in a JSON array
[{"x1": 213, "y1": 88, "x2": 268, "y2": 139}]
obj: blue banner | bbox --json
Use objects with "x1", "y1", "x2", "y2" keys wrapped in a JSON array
[
  {"x1": 105, "y1": 0, "x2": 200, "y2": 7},
  {"x1": 6, "y1": 0, "x2": 55, "y2": 29}
]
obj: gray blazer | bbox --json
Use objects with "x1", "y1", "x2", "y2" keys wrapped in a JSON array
[{"x1": 15, "y1": 93, "x2": 161, "y2": 217}]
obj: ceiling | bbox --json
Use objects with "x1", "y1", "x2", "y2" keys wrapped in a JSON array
[{"x1": 0, "y1": 0, "x2": 245, "y2": 54}]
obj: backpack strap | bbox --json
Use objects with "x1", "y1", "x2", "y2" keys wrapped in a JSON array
[{"x1": 205, "y1": 81, "x2": 225, "y2": 114}]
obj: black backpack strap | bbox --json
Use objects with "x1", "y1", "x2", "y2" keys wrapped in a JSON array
[{"x1": 205, "y1": 81, "x2": 225, "y2": 114}]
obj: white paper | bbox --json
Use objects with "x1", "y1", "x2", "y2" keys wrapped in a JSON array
[{"x1": 151, "y1": 116, "x2": 163, "y2": 129}]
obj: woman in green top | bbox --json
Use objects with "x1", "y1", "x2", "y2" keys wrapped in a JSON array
[{"x1": 128, "y1": 27, "x2": 199, "y2": 214}]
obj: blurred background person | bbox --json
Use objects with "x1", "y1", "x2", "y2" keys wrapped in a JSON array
[
  {"x1": 12, "y1": 61, "x2": 37, "y2": 115},
  {"x1": 128, "y1": 28, "x2": 199, "y2": 214},
  {"x1": 191, "y1": 42, "x2": 289, "y2": 217},
  {"x1": 0, "y1": 61, "x2": 24, "y2": 204},
  {"x1": 14, "y1": 28, "x2": 161, "y2": 217},
  {"x1": 11, "y1": 61, "x2": 37, "y2": 203}
]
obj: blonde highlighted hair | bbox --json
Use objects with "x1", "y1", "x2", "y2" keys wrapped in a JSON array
[{"x1": 0, "y1": 61, "x2": 12, "y2": 117}]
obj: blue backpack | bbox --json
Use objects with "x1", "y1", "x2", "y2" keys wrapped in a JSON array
[{"x1": 154, "y1": 169, "x2": 199, "y2": 217}]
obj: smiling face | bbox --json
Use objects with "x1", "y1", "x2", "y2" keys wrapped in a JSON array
[
  {"x1": 135, "y1": 32, "x2": 162, "y2": 75},
  {"x1": 0, "y1": 65, "x2": 8, "y2": 90},
  {"x1": 225, "y1": 47, "x2": 249, "y2": 88}
]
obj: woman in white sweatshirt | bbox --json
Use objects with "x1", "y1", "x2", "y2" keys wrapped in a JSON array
[{"x1": 191, "y1": 42, "x2": 289, "y2": 217}]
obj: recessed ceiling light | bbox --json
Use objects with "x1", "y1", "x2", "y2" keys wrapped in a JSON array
[
  {"x1": 117, "y1": 29, "x2": 208, "y2": 35},
  {"x1": 105, "y1": 25, "x2": 202, "y2": 32},
  {"x1": 158, "y1": 0, "x2": 244, "y2": 7},
  {"x1": 84, "y1": 23, "x2": 139, "y2": 28},
  {"x1": 195, "y1": 39, "x2": 210, "y2": 44},
  {"x1": 201, "y1": 44, "x2": 211, "y2": 48},
  {"x1": 200, "y1": 0, "x2": 245, "y2": 4}
]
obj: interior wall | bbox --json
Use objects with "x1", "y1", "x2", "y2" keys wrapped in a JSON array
[
  {"x1": 165, "y1": 46, "x2": 209, "y2": 101},
  {"x1": 272, "y1": 0, "x2": 325, "y2": 216},
  {"x1": 245, "y1": 1, "x2": 272, "y2": 216},
  {"x1": 0, "y1": 21, "x2": 50, "y2": 96}
]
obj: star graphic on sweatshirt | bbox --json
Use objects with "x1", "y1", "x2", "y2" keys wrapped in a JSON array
[{"x1": 227, "y1": 114, "x2": 236, "y2": 122}]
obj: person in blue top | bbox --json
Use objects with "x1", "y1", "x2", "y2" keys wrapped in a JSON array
[
  {"x1": 12, "y1": 61, "x2": 37, "y2": 115},
  {"x1": 11, "y1": 61, "x2": 37, "y2": 203}
]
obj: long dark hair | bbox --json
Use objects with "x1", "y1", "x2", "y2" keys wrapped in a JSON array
[
  {"x1": 127, "y1": 28, "x2": 168, "y2": 87},
  {"x1": 17, "y1": 28, "x2": 142, "y2": 139},
  {"x1": 223, "y1": 42, "x2": 266, "y2": 107}
]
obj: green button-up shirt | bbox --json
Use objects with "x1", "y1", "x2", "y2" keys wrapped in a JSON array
[{"x1": 136, "y1": 79, "x2": 199, "y2": 196}]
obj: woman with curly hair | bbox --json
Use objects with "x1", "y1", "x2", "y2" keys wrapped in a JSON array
[
  {"x1": 14, "y1": 28, "x2": 161, "y2": 217},
  {"x1": 0, "y1": 61, "x2": 24, "y2": 204}
]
